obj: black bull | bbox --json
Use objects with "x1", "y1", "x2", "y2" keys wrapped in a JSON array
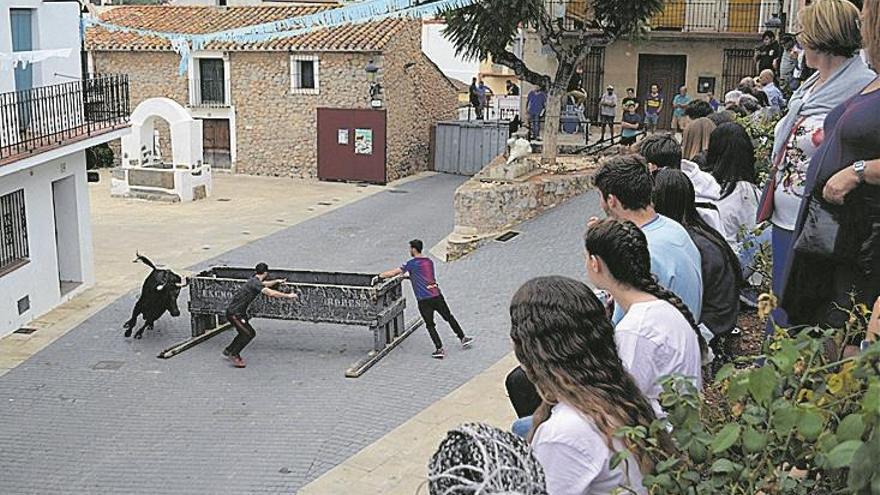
[{"x1": 123, "y1": 254, "x2": 187, "y2": 339}]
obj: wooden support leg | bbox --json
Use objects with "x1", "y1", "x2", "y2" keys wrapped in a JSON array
[
  {"x1": 346, "y1": 316, "x2": 423, "y2": 378},
  {"x1": 158, "y1": 323, "x2": 231, "y2": 359},
  {"x1": 191, "y1": 314, "x2": 217, "y2": 338}
]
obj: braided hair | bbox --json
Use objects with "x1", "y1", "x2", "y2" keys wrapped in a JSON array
[
  {"x1": 509, "y1": 276, "x2": 661, "y2": 473},
  {"x1": 585, "y1": 219, "x2": 709, "y2": 358},
  {"x1": 426, "y1": 423, "x2": 547, "y2": 495}
]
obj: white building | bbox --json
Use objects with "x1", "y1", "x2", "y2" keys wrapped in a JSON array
[
  {"x1": 0, "y1": 0, "x2": 129, "y2": 337},
  {"x1": 421, "y1": 19, "x2": 479, "y2": 87}
]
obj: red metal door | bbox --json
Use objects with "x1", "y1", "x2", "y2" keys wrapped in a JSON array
[{"x1": 317, "y1": 108, "x2": 387, "y2": 184}]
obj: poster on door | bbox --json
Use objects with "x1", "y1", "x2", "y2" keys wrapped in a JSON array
[{"x1": 354, "y1": 128, "x2": 373, "y2": 155}]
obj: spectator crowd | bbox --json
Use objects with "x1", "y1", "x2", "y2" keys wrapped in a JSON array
[{"x1": 428, "y1": 0, "x2": 880, "y2": 493}]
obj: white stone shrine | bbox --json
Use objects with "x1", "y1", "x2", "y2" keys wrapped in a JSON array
[{"x1": 112, "y1": 97, "x2": 212, "y2": 202}]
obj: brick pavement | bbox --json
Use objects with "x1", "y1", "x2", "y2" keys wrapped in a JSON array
[{"x1": 0, "y1": 173, "x2": 602, "y2": 494}]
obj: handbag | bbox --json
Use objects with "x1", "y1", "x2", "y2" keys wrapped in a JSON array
[
  {"x1": 756, "y1": 117, "x2": 807, "y2": 223},
  {"x1": 792, "y1": 197, "x2": 841, "y2": 259}
]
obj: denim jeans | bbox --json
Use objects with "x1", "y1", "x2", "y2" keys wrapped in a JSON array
[
  {"x1": 766, "y1": 225, "x2": 793, "y2": 334},
  {"x1": 512, "y1": 416, "x2": 534, "y2": 439},
  {"x1": 529, "y1": 113, "x2": 541, "y2": 140}
]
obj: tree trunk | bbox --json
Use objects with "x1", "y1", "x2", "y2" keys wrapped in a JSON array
[{"x1": 541, "y1": 88, "x2": 563, "y2": 166}]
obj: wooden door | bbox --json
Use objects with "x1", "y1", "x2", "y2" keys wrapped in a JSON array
[
  {"x1": 637, "y1": 54, "x2": 687, "y2": 131},
  {"x1": 202, "y1": 118, "x2": 231, "y2": 169},
  {"x1": 317, "y1": 108, "x2": 387, "y2": 184}
]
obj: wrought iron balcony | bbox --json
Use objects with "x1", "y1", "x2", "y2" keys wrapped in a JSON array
[
  {"x1": 545, "y1": 0, "x2": 780, "y2": 34},
  {"x1": 0, "y1": 74, "x2": 130, "y2": 164},
  {"x1": 652, "y1": 0, "x2": 779, "y2": 33}
]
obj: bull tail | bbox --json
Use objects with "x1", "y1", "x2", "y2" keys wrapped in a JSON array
[{"x1": 133, "y1": 252, "x2": 158, "y2": 271}]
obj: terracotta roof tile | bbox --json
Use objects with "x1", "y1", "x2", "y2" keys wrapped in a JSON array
[{"x1": 85, "y1": 5, "x2": 409, "y2": 52}]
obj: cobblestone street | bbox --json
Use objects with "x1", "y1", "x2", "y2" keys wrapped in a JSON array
[{"x1": 0, "y1": 174, "x2": 601, "y2": 494}]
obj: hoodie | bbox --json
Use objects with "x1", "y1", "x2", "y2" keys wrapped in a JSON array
[{"x1": 681, "y1": 159, "x2": 723, "y2": 233}]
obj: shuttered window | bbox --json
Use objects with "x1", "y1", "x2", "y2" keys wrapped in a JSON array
[
  {"x1": 0, "y1": 189, "x2": 29, "y2": 275},
  {"x1": 291, "y1": 55, "x2": 320, "y2": 95}
]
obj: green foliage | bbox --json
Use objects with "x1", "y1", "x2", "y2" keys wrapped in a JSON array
[
  {"x1": 617, "y1": 312, "x2": 880, "y2": 494},
  {"x1": 737, "y1": 114, "x2": 781, "y2": 187},
  {"x1": 441, "y1": 0, "x2": 667, "y2": 83},
  {"x1": 86, "y1": 143, "x2": 115, "y2": 170},
  {"x1": 441, "y1": 0, "x2": 543, "y2": 62}
]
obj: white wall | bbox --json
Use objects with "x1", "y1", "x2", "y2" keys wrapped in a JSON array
[
  {"x1": 421, "y1": 21, "x2": 479, "y2": 86},
  {"x1": 0, "y1": 151, "x2": 95, "y2": 337},
  {"x1": 0, "y1": 0, "x2": 82, "y2": 93}
]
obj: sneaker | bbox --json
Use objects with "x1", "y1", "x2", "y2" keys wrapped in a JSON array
[
  {"x1": 460, "y1": 336, "x2": 475, "y2": 349},
  {"x1": 431, "y1": 348, "x2": 446, "y2": 360},
  {"x1": 230, "y1": 356, "x2": 246, "y2": 368}
]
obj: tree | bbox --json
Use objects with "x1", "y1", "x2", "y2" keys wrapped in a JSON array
[{"x1": 442, "y1": 0, "x2": 665, "y2": 165}]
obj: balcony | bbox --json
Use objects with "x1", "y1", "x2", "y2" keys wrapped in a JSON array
[
  {"x1": 652, "y1": 0, "x2": 779, "y2": 34},
  {"x1": 0, "y1": 75, "x2": 130, "y2": 165},
  {"x1": 189, "y1": 77, "x2": 229, "y2": 109},
  {"x1": 546, "y1": 0, "x2": 779, "y2": 35}
]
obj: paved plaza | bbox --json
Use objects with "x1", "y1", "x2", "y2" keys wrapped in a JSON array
[{"x1": 0, "y1": 173, "x2": 601, "y2": 494}]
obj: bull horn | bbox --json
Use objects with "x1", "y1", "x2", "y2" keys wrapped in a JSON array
[{"x1": 175, "y1": 279, "x2": 189, "y2": 288}]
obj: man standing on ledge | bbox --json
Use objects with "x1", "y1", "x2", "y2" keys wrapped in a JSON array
[
  {"x1": 224, "y1": 262, "x2": 298, "y2": 368},
  {"x1": 376, "y1": 239, "x2": 474, "y2": 359}
]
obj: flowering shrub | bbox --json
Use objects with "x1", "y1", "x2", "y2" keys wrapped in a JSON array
[{"x1": 615, "y1": 305, "x2": 880, "y2": 494}]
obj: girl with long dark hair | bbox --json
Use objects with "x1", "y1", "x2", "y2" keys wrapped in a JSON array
[
  {"x1": 584, "y1": 219, "x2": 705, "y2": 417},
  {"x1": 707, "y1": 122, "x2": 760, "y2": 248},
  {"x1": 653, "y1": 169, "x2": 742, "y2": 338},
  {"x1": 510, "y1": 276, "x2": 654, "y2": 494}
]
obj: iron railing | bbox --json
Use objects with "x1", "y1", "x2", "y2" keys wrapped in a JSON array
[
  {"x1": 546, "y1": 0, "x2": 779, "y2": 34},
  {"x1": 189, "y1": 77, "x2": 229, "y2": 108},
  {"x1": 0, "y1": 188, "x2": 28, "y2": 273},
  {"x1": 0, "y1": 74, "x2": 130, "y2": 162},
  {"x1": 651, "y1": 0, "x2": 779, "y2": 33}
]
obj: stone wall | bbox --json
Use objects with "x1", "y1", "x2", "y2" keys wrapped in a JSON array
[
  {"x1": 229, "y1": 50, "x2": 373, "y2": 178},
  {"x1": 92, "y1": 52, "x2": 187, "y2": 165},
  {"x1": 454, "y1": 171, "x2": 594, "y2": 235},
  {"x1": 91, "y1": 22, "x2": 457, "y2": 181},
  {"x1": 383, "y1": 26, "x2": 459, "y2": 181}
]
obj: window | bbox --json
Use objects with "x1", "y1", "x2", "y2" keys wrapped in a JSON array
[
  {"x1": 291, "y1": 55, "x2": 320, "y2": 95},
  {"x1": 197, "y1": 58, "x2": 226, "y2": 106},
  {"x1": 0, "y1": 189, "x2": 29, "y2": 274}
]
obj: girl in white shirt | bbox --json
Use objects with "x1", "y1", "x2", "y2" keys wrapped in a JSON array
[
  {"x1": 585, "y1": 219, "x2": 706, "y2": 417},
  {"x1": 707, "y1": 122, "x2": 761, "y2": 250},
  {"x1": 509, "y1": 276, "x2": 657, "y2": 495}
]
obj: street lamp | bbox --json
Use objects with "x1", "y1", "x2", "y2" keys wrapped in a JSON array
[{"x1": 365, "y1": 59, "x2": 382, "y2": 108}]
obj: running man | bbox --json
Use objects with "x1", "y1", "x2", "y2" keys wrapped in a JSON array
[
  {"x1": 376, "y1": 239, "x2": 473, "y2": 359},
  {"x1": 223, "y1": 262, "x2": 298, "y2": 368}
]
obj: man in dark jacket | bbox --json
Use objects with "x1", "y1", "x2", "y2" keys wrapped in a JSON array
[{"x1": 223, "y1": 263, "x2": 298, "y2": 368}]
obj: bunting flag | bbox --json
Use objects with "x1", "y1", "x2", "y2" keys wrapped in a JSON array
[
  {"x1": 0, "y1": 48, "x2": 73, "y2": 71},
  {"x1": 82, "y1": 0, "x2": 478, "y2": 74}
]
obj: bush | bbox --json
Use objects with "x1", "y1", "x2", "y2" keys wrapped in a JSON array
[
  {"x1": 616, "y1": 305, "x2": 880, "y2": 494},
  {"x1": 86, "y1": 143, "x2": 115, "y2": 170},
  {"x1": 737, "y1": 114, "x2": 781, "y2": 187}
]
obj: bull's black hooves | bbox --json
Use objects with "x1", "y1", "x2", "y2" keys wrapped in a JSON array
[
  {"x1": 135, "y1": 334, "x2": 144, "y2": 340},
  {"x1": 124, "y1": 332, "x2": 132, "y2": 338}
]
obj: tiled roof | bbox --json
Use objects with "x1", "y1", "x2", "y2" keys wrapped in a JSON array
[{"x1": 85, "y1": 5, "x2": 410, "y2": 52}]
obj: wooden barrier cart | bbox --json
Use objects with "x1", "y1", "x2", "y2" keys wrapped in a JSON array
[{"x1": 158, "y1": 267, "x2": 421, "y2": 377}]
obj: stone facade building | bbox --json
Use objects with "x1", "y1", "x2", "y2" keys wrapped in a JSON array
[
  {"x1": 521, "y1": 0, "x2": 786, "y2": 129},
  {"x1": 86, "y1": 5, "x2": 458, "y2": 182}
]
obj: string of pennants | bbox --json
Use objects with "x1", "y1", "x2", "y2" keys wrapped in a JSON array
[{"x1": 82, "y1": 0, "x2": 479, "y2": 74}]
